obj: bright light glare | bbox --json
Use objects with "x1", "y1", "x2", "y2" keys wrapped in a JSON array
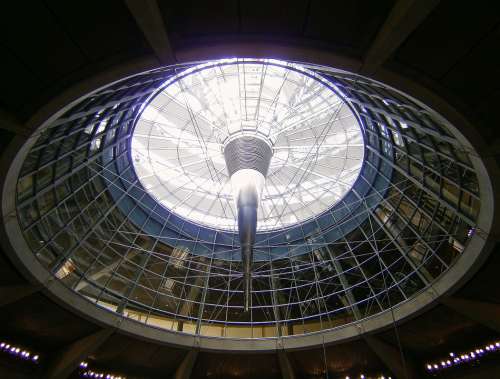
[{"x1": 131, "y1": 59, "x2": 364, "y2": 231}]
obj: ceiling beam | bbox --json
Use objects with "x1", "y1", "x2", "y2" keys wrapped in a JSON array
[
  {"x1": 364, "y1": 335, "x2": 419, "y2": 379},
  {"x1": 44, "y1": 328, "x2": 113, "y2": 379},
  {"x1": 441, "y1": 297, "x2": 500, "y2": 333},
  {"x1": 361, "y1": 0, "x2": 440, "y2": 75},
  {"x1": 124, "y1": 0, "x2": 175, "y2": 65},
  {"x1": 173, "y1": 349, "x2": 198, "y2": 379}
]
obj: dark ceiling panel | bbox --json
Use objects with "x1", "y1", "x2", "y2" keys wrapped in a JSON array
[
  {"x1": 192, "y1": 352, "x2": 281, "y2": 379},
  {"x1": 159, "y1": 0, "x2": 239, "y2": 39},
  {"x1": 45, "y1": 0, "x2": 152, "y2": 62},
  {"x1": 0, "y1": 49, "x2": 45, "y2": 114},
  {"x1": 455, "y1": 243, "x2": 500, "y2": 301},
  {"x1": 0, "y1": 249, "x2": 30, "y2": 285},
  {"x1": 472, "y1": 90, "x2": 500, "y2": 142},
  {"x1": 305, "y1": 0, "x2": 395, "y2": 54},
  {"x1": 440, "y1": 25, "x2": 500, "y2": 108},
  {"x1": 239, "y1": 0, "x2": 309, "y2": 35},
  {"x1": 92, "y1": 334, "x2": 184, "y2": 377},
  {"x1": 378, "y1": 305, "x2": 492, "y2": 360},
  {"x1": 0, "y1": 2, "x2": 85, "y2": 83},
  {"x1": 290, "y1": 339, "x2": 385, "y2": 377},
  {"x1": 0, "y1": 294, "x2": 100, "y2": 351},
  {"x1": 395, "y1": 0, "x2": 500, "y2": 80}
]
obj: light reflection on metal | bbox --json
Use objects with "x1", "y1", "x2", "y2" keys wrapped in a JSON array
[{"x1": 224, "y1": 136, "x2": 273, "y2": 311}]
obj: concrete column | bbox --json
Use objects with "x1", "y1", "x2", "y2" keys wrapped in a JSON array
[
  {"x1": 278, "y1": 350, "x2": 296, "y2": 379},
  {"x1": 125, "y1": 0, "x2": 175, "y2": 65},
  {"x1": 45, "y1": 328, "x2": 113, "y2": 379},
  {"x1": 364, "y1": 335, "x2": 418, "y2": 379},
  {"x1": 361, "y1": 0, "x2": 440, "y2": 74},
  {"x1": 173, "y1": 350, "x2": 198, "y2": 379}
]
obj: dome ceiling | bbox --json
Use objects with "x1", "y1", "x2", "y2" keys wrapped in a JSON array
[
  {"x1": 4, "y1": 58, "x2": 491, "y2": 351},
  {"x1": 0, "y1": 2, "x2": 499, "y2": 378}
]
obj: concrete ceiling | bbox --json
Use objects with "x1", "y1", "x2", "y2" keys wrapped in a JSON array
[{"x1": 0, "y1": 1, "x2": 500, "y2": 378}]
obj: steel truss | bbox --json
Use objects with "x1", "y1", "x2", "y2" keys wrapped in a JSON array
[{"x1": 16, "y1": 59, "x2": 480, "y2": 340}]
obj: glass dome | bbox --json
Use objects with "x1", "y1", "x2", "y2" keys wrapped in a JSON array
[
  {"x1": 131, "y1": 59, "x2": 364, "y2": 231},
  {"x1": 8, "y1": 57, "x2": 490, "y2": 351}
]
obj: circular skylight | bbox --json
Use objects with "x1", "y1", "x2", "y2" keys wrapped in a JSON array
[
  {"x1": 131, "y1": 59, "x2": 364, "y2": 231},
  {"x1": 9, "y1": 56, "x2": 489, "y2": 350}
]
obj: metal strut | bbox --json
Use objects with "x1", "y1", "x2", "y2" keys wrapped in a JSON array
[
  {"x1": 223, "y1": 135, "x2": 273, "y2": 312},
  {"x1": 237, "y1": 186, "x2": 258, "y2": 311}
]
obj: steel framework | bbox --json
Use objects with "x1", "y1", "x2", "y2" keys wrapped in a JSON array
[{"x1": 14, "y1": 59, "x2": 482, "y2": 342}]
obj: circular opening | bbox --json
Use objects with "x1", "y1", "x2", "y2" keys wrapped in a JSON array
[
  {"x1": 131, "y1": 59, "x2": 364, "y2": 231},
  {"x1": 5, "y1": 57, "x2": 491, "y2": 350}
]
